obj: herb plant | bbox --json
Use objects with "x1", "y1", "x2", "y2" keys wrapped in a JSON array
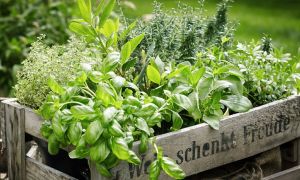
[
  {"x1": 14, "y1": 37, "x2": 101, "y2": 109},
  {"x1": 201, "y1": 38, "x2": 299, "y2": 107},
  {"x1": 37, "y1": 0, "x2": 252, "y2": 179},
  {"x1": 128, "y1": 0, "x2": 234, "y2": 64}
]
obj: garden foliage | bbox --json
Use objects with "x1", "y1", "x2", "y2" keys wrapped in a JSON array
[
  {"x1": 129, "y1": 0, "x2": 234, "y2": 64},
  {"x1": 0, "y1": 0, "x2": 73, "y2": 96},
  {"x1": 14, "y1": 0, "x2": 300, "y2": 179}
]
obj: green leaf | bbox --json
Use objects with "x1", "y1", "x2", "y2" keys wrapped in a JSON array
[
  {"x1": 203, "y1": 114, "x2": 220, "y2": 130},
  {"x1": 124, "y1": 96, "x2": 142, "y2": 108},
  {"x1": 68, "y1": 122, "x2": 82, "y2": 146},
  {"x1": 161, "y1": 157, "x2": 185, "y2": 179},
  {"x1": 119, "y1": 21, "x2": 136, "y2": 41},
  {"x1": 147, "y1": 112, "x2": 162, "y2": 126},
  {"x1": 39, "y1": 102, "x2": 57, "y2": 120},
  {"x1": 95, "y1": 0, "x2": 105, "y2": 16},
  {"x1": 71, "y1": 96, "x2": 90, "y2": 105},
  {"x1": 122, "y1": 57, "x2": 138, "y2": 71},
  {"x1": 171, "y1": 111, "x2": 183, "y2": 131},
  {"x1": 152, "y1": 56, "x2": 165, "y2": 74},
  {"x1": 96, "y1": 83, "x2": 116, "y2": 106},
  {"x1": 69, "y1": 136, "x2": 89, "y2": 159},
  {"x1": 120, "y1": 42, "x2": 131, "y2": 65},
  {"x1": 75, "y1": 71, "x2": 87, "y2": 85},
  {"x1": 40, "y1": 121, "x2": 52, "y2": 138},
  {"x1": 213, "y1": 76, "x2": 243, "y2": 94},
  {"x1": 149, "y1": 160, "x2": 161, "y2": 180},
  {"x1": 167, "y1": 66, "x2": 188, "y2": 79},
  {"x1": 128, "y1": 33, "x2": 145, "y2": 54},
  {"x1": 52, "y1": 120, "x2": 65, "y2": 140},
  {"x1": 69, "y1": 21, "x2": 95, "y2": 37},
  {"x1": 90, "y1": 141, "x2": 110, "y2": 163},
  {"x1": 139, "y1": 133, "x2": 148, "y2": 154},
  {"x1": 104, "y1": 153, "x2": 119, "y2": 169},
  {"x1": 99, "y1": 0, "x2": 116, "y2": 27},
  {"x1": 136, "y1": 118, "x2": 151, "y2": 136},
  {"x1": 134, "y1": 103, "x2": 158, "y2": 118},
  {"x1": 220, "y1": 95, "x2": 253, "y2": 113},
  {"x1": 190, "y1": 67, "x2": 205, "y2": 86},
  {"x1": 111, "y1": 137, "x2": 131, "y2": 160},
  {"x1": 128, "y1": 150, "x2": 141, "y2": 165},
  {"x1": 100, "y1": 19, "x2": 117, "y2": 38},
  {"x1": 172, "y1": 85, "x2": 192, "y2": 94},
  {"x1": 48, "y1": 134, "x2": 60, "y2": 155},
  {"x1": 111, "y1": 76, "x2": 126, "y2": 90},
  {"x1": 89, "y1": 71, "x2": 103, "y2": 83},
  {"x1": 96, "y1": 163, "x2": 112, "y2": 177},
  {"x1": 52, "y1": 111, "x2": 65, "y2": 139},
  {"x1": 85, "y1": 120, "x2": 103, "y2": 145},
  {"x1": 147, "y1": 65, "x2": 161, "y2": 84},
  {"x1": 108, "y1": 120, "x2": 124, "y2": 137},
  {"x1": 77, "y1": 0, "x2": 92, "y2": 23},
  {"x1": 103, "y1": 107, "x2": 118, "y2": 126},
  {"x1": 172, "y1": 94, "x2": 193, "y2": 112},
  {"x1": 70, "y1": 105, "x2": 96, "y2": 120},
  {"x1": 102, "y1": 52, "x2": 120, "y2": 73},
  {"x1": 197, "y1": 77, "x2": 214, "y2": 100},
  {"x1": 48, "y1": 78, "x2": 65, "y2": 95}
]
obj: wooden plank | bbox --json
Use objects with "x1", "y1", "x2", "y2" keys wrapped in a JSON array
[
  {"x1": 4, "y1": 96, "x2": 300, "y2": 180},
  {"x1": 26, "y1": 157, "x2": 77, "y2": 180},
  {"x1": 90, "y1": 95, "x2": 300, "y2": 180},
  {"x1": 4, "y1": 99, "x2": 26, "y2": 180},
  {"x1": 0, "y1": 98, "x2": 8, "y2": 173},
  {"x1": 263, "y1": 165, "x2": 300, "y2": 180},
  {"x1": 0, "y1": 98, "x2": 8, "y2": 148},
  {"x1": 24, "y1": 107, "x2": 44, "y2": 140}
]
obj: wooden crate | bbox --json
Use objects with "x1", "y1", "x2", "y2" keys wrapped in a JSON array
[
  {"x1": 2, "y1": 96, "x2": 300, "y2": 180},
  {"x1": 0, "y1": 99, "x2": 77, "y2": 180}
]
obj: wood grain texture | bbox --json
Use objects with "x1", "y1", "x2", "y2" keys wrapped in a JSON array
[
  {"x1": 0, "y1": 98, "x2": 8, "y2": 148},
  {"x1": 90, "y1": 96, "x2": 300, "y2": 180},
  {"x1": 4, "y1": 96, "x2": 300, "y2": 180},
  {"x1": 24, "y1": 107, "x2": 44, "y2": 140},
  {"x1": 0, "y1": 98, "x2": 8, "y2": 172},
  {"x1": 26, "y1": 157, "x2": 77, "y2": 180},
  {"x1": 4, "y1": 99, "x2": 26, "y2": 180},
  {"x1": 263, "y1": 165, "x2": 300, "y2": 180}
]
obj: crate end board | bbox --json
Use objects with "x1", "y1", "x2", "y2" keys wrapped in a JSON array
[
  {"x1": 3, "y1": 96, "x2": 300, "y2": 180},
  {"x1": 91, "y1": 95, "x2": 300, "y2": 180},
  {"x1": 26, "y1": 157, "x2": 77, "y2": 180}
]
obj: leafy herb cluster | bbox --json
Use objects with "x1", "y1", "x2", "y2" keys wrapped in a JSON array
[
  {"x1": 15, "y1": 0, "x2": 299, "y2": 179},
  {"x1": 14, "y1": 37, "x2": 101, "y2": 109},
  {"x1": 37, "y1": 0, "x2": 253, "y2": 179},
  {"x1": 200, "y1": 39, "x2": 299, "y2": 107},
  {"x1": 129, "y1": 0, "x2": 234, "y2": 64}
]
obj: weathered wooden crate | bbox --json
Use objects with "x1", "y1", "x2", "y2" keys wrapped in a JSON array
[
  {"x1": 0, "y1": 99, "x2": 77, "y2": 180},
  {"x1": 2, "y1": 96, "x2": 300, "y2": 180}
]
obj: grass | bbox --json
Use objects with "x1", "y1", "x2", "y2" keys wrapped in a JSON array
[{"x1": 122, "y1": 0, "x2": 300, "y2": 55}]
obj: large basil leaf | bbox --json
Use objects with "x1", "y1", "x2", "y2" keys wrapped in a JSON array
[
  {"x1": 85, "y1": 120, "x2": 103, "y2": 145},
  {"x1": 71, "y1": 105, "x2": 96, "y2": 120},
  {"x1": 149, "y1": 160, "x2": 161, "y2": 180},
  {"x1": 220, "y1": 95, "x2": 253, "y2": 112},
  {"x1": 161, "y1": 157, "x2": 185, "y2": 179}
]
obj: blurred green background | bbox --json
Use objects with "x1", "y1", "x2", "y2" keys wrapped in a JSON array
[{"x1": 0, "y1": 0, "x2": 299, "y2": 97}]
